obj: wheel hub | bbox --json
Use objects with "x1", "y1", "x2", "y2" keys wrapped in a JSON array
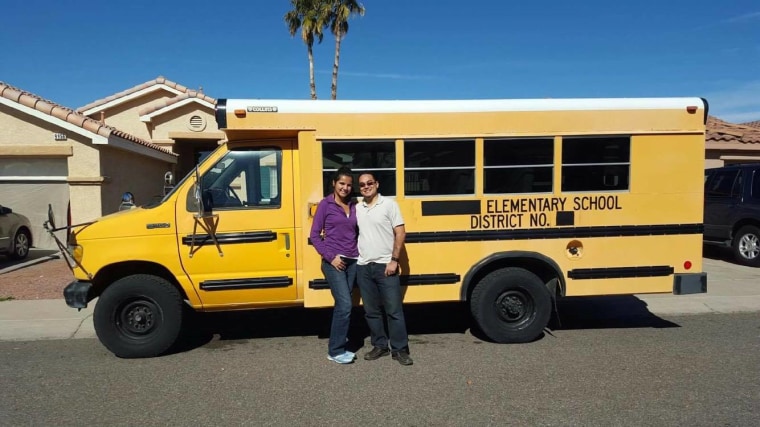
[
  {"x1": 119, "y1": 301, "x2": 157, "y2": 335},
  {"x1": 15, "y1": 234, "x2": 28, "y2": 256},
  {"x1": 739, "y1": 234, "x2": 760, "y2": 259},
  {"x1": 495, "y1": 291, "x2": 527, "y2": 321}
]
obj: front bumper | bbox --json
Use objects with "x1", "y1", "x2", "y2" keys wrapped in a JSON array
[
  {"x1": 673, "y1": 273, "x2": 707, "y2": 295},
  {"x1": 63, "y1": 280, "x2": 94, "y2": 309}
]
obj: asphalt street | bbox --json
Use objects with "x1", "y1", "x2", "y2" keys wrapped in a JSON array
[{"x1": 1, "y1": 312, "x2": 758, "y2": 426}]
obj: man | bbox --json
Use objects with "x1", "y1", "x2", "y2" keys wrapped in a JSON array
[{"x1": 355, "y1": 172, "x2": 412, "y2": 366}]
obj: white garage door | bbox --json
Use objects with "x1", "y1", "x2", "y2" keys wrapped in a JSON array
[{"x1": 0, "y1": 158, "x2": 69, "y2": 250}]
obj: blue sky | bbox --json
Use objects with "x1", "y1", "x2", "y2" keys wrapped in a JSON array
[{"x1": 1, "y1": 0, "x2": 759, "y2": 122}]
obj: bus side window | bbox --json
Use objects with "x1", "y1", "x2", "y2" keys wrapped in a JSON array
[
  {"x1": 321, "y1": 140, "x2": 396, "y2": 197},
  {"x1": 484, "y1": 138, "x2": 553, "y2": 194},
  {"x1": 404, "y1": 140, "x2": 475, "y2": 196},
  {"x1": 561, "y1": 136, "x2": 630, "y2": 192}
]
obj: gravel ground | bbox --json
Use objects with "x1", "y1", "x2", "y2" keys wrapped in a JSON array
[{"x1": 0, "y1": 258, "x2": 73, "y2": 300}]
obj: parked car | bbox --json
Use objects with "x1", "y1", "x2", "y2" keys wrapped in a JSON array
[
  {"x1": 703, "y1": 164, "x2": 760, "y2": 266},
  {"x1": 0, "y1": 204, "x2": 32, "y2": 260}
]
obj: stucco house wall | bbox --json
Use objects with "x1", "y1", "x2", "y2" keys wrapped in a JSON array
[
  {"x1": 705, "y1": 147, "x2": 725, "y2": 169},
  {"x1": 90, "y1": 90, "x2": 179, "y2": 141},
  {"x1": 0, "y1": 105, "x2": 72, "y2": 249},
  {"x1": 78, "y1": 78, "x2": 223, "y2": 180},
  {"x1": 704, "y1": 147, "x2": 760, "y2": 169},
  {"x1": 0, "y1": 103, "x2": 68, "y2": 145},
  {"x1": 1, "y1": 81, "x2": 178, "y2": 250},
  {"x1": 65, "y1": 132, "x2": 103, "y2": 224},
  {"x1": 99, "y1": 145, "x2": 174, "y2": 213},
  {"x1": 150, "y1": 105, "x2": 219, "y2": 141},
  {"x1": 0, "y1": 105, "x2": 143, "y2": 224}
]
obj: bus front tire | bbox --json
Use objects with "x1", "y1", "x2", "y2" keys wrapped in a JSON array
[
  {"x1": 94, "y1": 274, "x2": 184, "y2": 358},
  {"x1": 470, "y1": 267, "x2": 552, "y2": 343}
]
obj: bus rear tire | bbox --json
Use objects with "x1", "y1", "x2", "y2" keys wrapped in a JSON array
[
  {"x1": 94, "y1": 274, "x2": 183, "y2": 358},
  {"x1": 470, "y1": 267, "x2": 552, "y2": 343}
]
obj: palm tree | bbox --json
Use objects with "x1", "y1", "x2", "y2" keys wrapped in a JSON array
[
  {"x1": 285, "y1": 0, "x2": 331, "y2": 99},
  {"x1": 329, "y1": 0, "x2": 365, "y2": 100}
]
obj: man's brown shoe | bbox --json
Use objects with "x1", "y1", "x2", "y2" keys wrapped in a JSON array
[
  {"x1": 392, "y1": 350, "x2": 413, "y2": 366},
  {"x1": 364, "y1": 346, "x2": 390, "y2": 360}
]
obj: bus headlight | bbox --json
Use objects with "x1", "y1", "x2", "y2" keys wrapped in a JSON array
[{"x1": 68, "y1": 245, "x2": 83, "y2": 263}]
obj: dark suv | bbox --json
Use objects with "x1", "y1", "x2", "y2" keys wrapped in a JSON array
[{"x1": 704, "y1": 164, "x2": 760, "y2": 266}]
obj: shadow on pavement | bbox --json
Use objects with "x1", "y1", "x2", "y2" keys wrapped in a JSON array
[
  {"x1": 170, "y1": 296, "x2": 678, "y2": 355},
  {"x1": 553, "y1": 296, "x2": 680, "y2": 330},
  {"x1": 703, "y1": 244, "x2": 735, "y2": 263},
  {"x1": 173, "y1": 302, "x2": 473, "y2": 354}
]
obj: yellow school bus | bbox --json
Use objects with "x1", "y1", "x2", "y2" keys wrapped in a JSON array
[{"x1": 55, "y1": 97, "x2": 708, "y2": 358}]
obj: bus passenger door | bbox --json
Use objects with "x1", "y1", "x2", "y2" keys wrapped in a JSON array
[{"x1": 176, "y1": 142, "x2": 297, "y2": 309}]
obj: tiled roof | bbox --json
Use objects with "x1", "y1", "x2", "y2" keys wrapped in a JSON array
[
  {"x1": 0, "y1": 81, "x2": 176, "y2": 156},
  {"x1": 77, "y1": 76, "x2": 214, "y2": 113},
  {"x1": 137, "y1": 89, "x2": 216, "y2": 116},
  {"x1": 739, "y1": 120, "x2": 760, "y2": 129},
  {"x1": 706, "y1": 116, "x2": 760, "y2": 144}
]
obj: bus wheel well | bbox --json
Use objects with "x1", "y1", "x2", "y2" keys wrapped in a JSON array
[
  {"x1": 462, "y1": 254, "x2": 564, "y2": 302},
  {"x1": 90, "y1": 261, "x2": 188, "y2": 302}
]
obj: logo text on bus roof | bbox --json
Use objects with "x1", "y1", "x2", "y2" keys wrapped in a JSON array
[{"x1": 247, "y1": 106, "x2": 279, "y2": 113}]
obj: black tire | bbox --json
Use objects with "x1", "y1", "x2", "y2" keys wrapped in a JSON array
[
  {"x1": 94, "y1": 274, "x2": 184, "y2": 358},
  {"x1": 732, "y1": 225, "x2": 760, "y2": 267},
  {"x1": 470, "y1": 267, "x2": 552, "y2": 343},
  {"x1": 9, "y1": 228, "x2": 30, "y2": 260}
]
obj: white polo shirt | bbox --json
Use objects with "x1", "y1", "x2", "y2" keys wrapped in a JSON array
[{"x1": 357, "y1": 194, "x2": 404, "y2": 265}]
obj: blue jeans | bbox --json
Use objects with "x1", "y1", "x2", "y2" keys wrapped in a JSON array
[
  {"x1": 357, "y1": 263, "x2": 409, "y2": 352},
  {"x1": 322, "y1": 259, "x2": 357, "y2": 357}
]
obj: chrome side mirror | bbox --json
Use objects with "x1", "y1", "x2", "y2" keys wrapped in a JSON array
[
  {"x1": 119, "y1": 192, "x2": 136, "y2": 211},
  {"x1": 163, "y1": 171, "x2": 175, "y2": 196}
]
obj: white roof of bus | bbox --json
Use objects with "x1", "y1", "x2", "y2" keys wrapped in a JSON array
[{"x1": 223, "y1": 98, "x2": 705, "y2": 114}]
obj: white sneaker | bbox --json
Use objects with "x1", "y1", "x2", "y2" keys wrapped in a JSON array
[{"x1": 327, "y1": 352, "x2": 355, "y2": 364}]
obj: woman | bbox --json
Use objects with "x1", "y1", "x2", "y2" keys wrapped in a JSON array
[{"x1": 309, "y1": 166, "x2": 359, "y2": 364}]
